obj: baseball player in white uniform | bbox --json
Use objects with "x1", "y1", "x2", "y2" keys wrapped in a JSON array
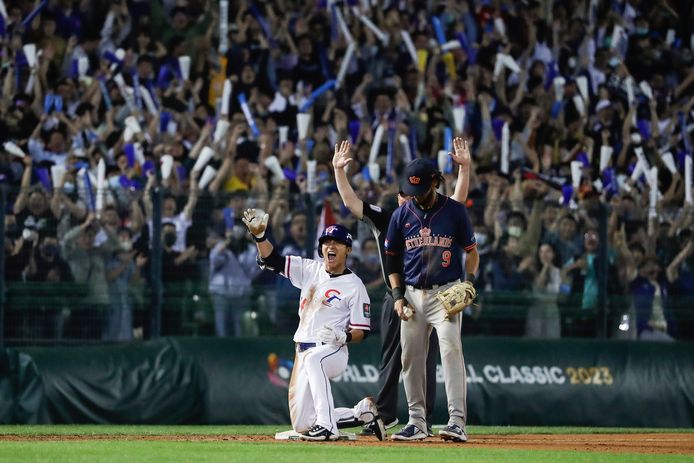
[{"x1": 243, "y1": 209, "x2": 386, "y2": 441}]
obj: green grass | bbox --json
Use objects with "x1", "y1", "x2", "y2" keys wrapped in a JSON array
[{"x1": 0, "y1": 426, "x2": 692, "y2": 463}]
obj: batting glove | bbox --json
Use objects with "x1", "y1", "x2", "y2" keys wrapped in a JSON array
[
  {"x1": 242, "y1": 208, "x2": 269, "y2": 239},
  {"x1": 317, "y1": 326, "x2": 347, "y2": 345}
]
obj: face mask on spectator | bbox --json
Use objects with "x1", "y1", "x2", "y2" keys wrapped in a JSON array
[
  {"x1": 108, "y1": 176, "x2": 122, "y2": 190},
  {"x1": 120, "y1": 240, "x2": 132, "y2": 252},
  {"x1": 508, "y1": 226, "x2": 522, "y2": 238},
  {"x1": 63, "y1": 182, "x2": 75, "y2": 194},
  {"x1": 42, "y1": 244, "x2": 58, "y2": 258},
  {"x1": 475, "y1": 232, "x2": 489, "y2": 249},
  {"x1": 163, "y1": 233, "x2": 176, "y2": 247},
  {"x1": 364, "y1": 253, "x2": 379, "y2": 266}
]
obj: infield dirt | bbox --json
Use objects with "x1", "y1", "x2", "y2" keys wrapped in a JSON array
[{"x1": 2, "y1": 433, "x2": 692, "y2": 455}]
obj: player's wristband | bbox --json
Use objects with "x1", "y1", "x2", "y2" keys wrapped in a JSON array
[
  {"x1": 345, "y1": 332, "x2": 352, "y2": 343},
  {"x1": 392, "y1": 286, "x2": 405, "y2": 302},
  {"x1": 465, "y1": 273, "x2": 476, "y2": 283},
  {"x1": 254, "y1": 235, "x2": 267, "y2": 242}
]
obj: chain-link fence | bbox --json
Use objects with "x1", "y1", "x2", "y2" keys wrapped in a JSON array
[{"x1": 3, "y1": 180, "x2": 693, "y2": 346}]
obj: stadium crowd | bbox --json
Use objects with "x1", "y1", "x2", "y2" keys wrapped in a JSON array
[{"x1": 1, "y1": 0, "x2": 693, "y2": 344}]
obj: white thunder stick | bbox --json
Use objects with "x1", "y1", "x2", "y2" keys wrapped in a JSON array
[
  {"x1": 369, "y1": 124, "x2": 385, "y2": 165},
  {"x1": 220, "y1": 79, "x2": 232, "y2": 116},
  {"x1": 553, "y1": 76, "x2": 566, "y2": 102},
  {"x1": 500, "y1": 122, "x2": 510, "y2": 174},
  {"x1": 660, "y1": 151, "x2": 677, "y2": 175},
  {"x1": 441, "y1": 40, "x2": 461, "y2": 52},
  {"x1": 78, "y1": 57, "x2": 89, "y2": 78},
  {"x1": 639, "y1": 81, "x2": 653, "y2": 100},
  {"x1": 219, "y1": 0, "x2": 229, "y2": 54},
  {"x1": 685, "y1": 155, "x2": 693, "y2": 205},
  {"x1": 198, "y1": 165, "x2": 218, "y2": 190},
  {"x1": 161, "y1": 154, "x2": 174, "y2": 180},
  {"x1": 399, "y1": 134, "x2": 412, "y2": 163},
  {"x1": 437, "y1": 150, "x2": 449, "y2": 173},
  {"x1": 400, "y1": 30, "x2": 418, "y2": 65},
  {"x1": 573, "y1": 95, "x2": 585, "y2": 116},
  {"x1": 50, "y1": 165, "x2": 66, "y2": 189},
  {"x1": 213, "y1": 119, "x2": 230, "y2": 144},
  {"x1": 599, "y1": 145, "x2": 613, "y2": 172},
  {"x1": 334, "y1": 5, "x2": 353, "y2": 44},
  {"x1": 113, "y1": 74, "x2": 136, "y2": 111},
  {"x1": 140, "y1": 86, "x2": 158, "y2": 116},
  {"x1": 576, "y1": 76, "x2": 589, "y2": 102},
  {"x1": 648, "y1": 166, "x2": 658, "y2": 218},
  {"x1": 367, "y1": 163, "x2": 380, "y2": 182},
  {"x1": 3, "y1": 141, "x2": 26, "y2": 158},
  {"x1": 297, "y1": 113, "x2": 311, "y2": 140},
  {"x1": 630, "y1": 159, "x2": 645, "y2": 182},
  {"x1": 124, "y1": 115, "x2": 142, "y2": 134},
  {"x1": 307, "y1": 159, "x2": 318, "y2": 193},
  {"x1": 501, "y1": 54, "x2": 521, "y2": 73},
  {"x1": 453, "y1": 106, "x2": 466, "y2": 134},
  {"x1": 193, "y1": 146, "x2": 215, "y2": 173},
  {"x1": 264, "y1": 155, "x2": 285, "y2": 183},
  {"x1": 23, "y1": 44, "x2": 37, "y2": 68},
  {"x1": 335, "y1": 42, "x2": 356, "y2": 90},
  {"x1": 571, "y1": 160, "x2": 583, "y2": 189},
  {"x1": 279, "y1": 126, "x2": 289, "y2": 146},
  {"x1": 355, "y1": 9, "x2": 388, "y2": 44},
  {"x1": 178, "y1": 56, "x2": 191, "y2": 81},
  {"x1": 625, "y1": 77, "x2": 635, "y2": 108},
  {"x1": 96, "y1": 159, "x2": 105, "y2": 217}
]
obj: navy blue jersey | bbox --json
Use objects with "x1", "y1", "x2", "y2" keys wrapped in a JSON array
[{"x1": 384, "y1": 194, "x2": 476, "y2": 288}]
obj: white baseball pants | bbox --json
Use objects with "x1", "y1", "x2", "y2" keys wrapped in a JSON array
[{"x1": 289, "y1": 344, "x2": 367, "y2": 435}]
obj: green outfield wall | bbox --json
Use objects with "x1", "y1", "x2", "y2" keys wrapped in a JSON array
[{"x1": 1, "y1": 337, "x2": 693, "y2": 427}]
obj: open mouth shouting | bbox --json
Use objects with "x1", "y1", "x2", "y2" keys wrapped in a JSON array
[{"x1": 326, "y1": 250, "x2": 337, "y2": 263}]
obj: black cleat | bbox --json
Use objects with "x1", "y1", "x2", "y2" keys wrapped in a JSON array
[
  {"x1": 439, "y1": 424, "x2": 468, "y2": 442},
  {"x1": 391, "y1": 424, "x2": 427, "y2": 441},
  {"x1": 300, "y1": 425, "x2": 338, "y2": 441}
]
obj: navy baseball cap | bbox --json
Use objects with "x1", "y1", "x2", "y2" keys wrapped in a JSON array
[
  {"x1": 318, "y1": 224, "x2": 353, "y2": 257},
  {"x1": 400, "y1": 158, "x2": 437, "y2": 196}
]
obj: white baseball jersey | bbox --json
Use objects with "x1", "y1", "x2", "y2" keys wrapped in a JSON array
[{"x1": 282, "y1": 255, "x2": 371, "y2": 343}]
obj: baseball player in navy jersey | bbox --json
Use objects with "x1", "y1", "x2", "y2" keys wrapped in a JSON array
[
  {"x1": 385, "y1": 144, "x2": 479, "y2": 442},
  {"x1": 242, "y1": 210, "x2": 386, "y2": 441},
  {"x1": 332, "y1": 139, "x2": 472, "y2": 437}
]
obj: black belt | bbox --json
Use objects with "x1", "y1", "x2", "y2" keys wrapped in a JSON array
[
  {"x1": 407, "y1": 279, "x2": 461, "y2": 291},
  {"x1": 297, "y1": 342, "x2": 324, "y2": 352}
]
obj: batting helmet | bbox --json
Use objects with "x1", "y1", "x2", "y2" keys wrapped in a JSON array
[{"x1": 317, "y1": 224, "x2": 353, "y2": 257}]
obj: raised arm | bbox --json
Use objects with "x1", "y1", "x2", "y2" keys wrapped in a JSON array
[
  {"x1": 449, "y1": 137, "x2": 471, "y2": 203},
  {"x1": 332, "y1": 140, "x2": 364, "y2": 219},
  {"x1": 182, "y1": 174, "x2": 199, "y2": 221},
  {"x1": 13, "y1": 156, "x2": 33, "y2": 214},
  {"x1": 242, "y1": 208, "x2": 273, "y2": 258}
]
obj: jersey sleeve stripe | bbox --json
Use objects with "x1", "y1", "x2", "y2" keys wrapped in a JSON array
[
  {"x1": 349, "y1": 323, "x2": 371, "y2": 329},
  {"x1": 464, "y1": 242, "x2": 477, "y2": 252}
]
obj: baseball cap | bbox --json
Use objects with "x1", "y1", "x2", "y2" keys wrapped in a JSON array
[
  {"x1": 318, "y1": 224, "x2": 353, "y2": 257},
  {"x1": 399, "y1": 158, "x2": 437, "y2": 196}
]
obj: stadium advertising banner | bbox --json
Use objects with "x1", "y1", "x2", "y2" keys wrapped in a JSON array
[{"x1": 2, "y1": 337, "x2": 693, "y2": 427}]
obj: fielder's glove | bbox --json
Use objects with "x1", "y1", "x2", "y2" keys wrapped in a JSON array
[
  {"x1": 436, "y1": 281, "x2": 477, "y2": 321},
  {"x1": 317, "y1": 326, "x2": 347, "y2": 345}
]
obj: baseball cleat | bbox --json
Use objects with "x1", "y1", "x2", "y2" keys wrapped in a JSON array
[
  {"x1": 300, "y1": 425, "x2": 339, "y2": 441},
  {"x1": 439, "y1": 424, "x2": 468, "y2": 442},
  {"x1": 360, "y1": 418, "x2": 397, "y2": 437},
  {"x1": 371, "y1": 416, "x2": 387, "y2": 441},
  {"x1": 390, "y1": 424, "x2": 427, "y2": 441}
]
